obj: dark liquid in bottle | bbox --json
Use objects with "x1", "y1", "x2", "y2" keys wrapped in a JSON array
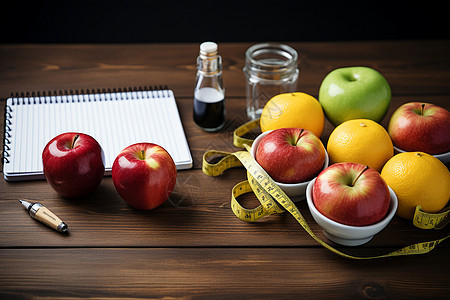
[{"x1": 193, "y1": 87, "x2": 225, "y2": 131}]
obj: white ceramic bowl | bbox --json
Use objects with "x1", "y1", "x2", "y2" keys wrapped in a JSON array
[
  {"x1": 250, "y1": 130, "x2": 329, "y2": 199},
  {"x1": 305, "y1": 178, "x2": 398, "y2": 246},
  {"x1": 393, "y1": 146, "x2": 450, "y2": 164}
]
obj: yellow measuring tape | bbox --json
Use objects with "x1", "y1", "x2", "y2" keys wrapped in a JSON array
[
  {"x1": 232, "y1": 118, "x2": 260, "y2": 149},
  {"x1": 414, "y1": 206, "x2": 449, "y2": 229},
  {"x1": 202, "y1": 119, "x2": 450, "y2": 259}
]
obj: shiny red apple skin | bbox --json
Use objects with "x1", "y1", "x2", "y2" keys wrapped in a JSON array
[
  {"x1": 42, "y1": 132, "x2": 105, "y2": 198},
  {"x1": 112, "y1": 143, "x2": 177, "y2": 210},
  {"x1": 388, "y1": 102, "x2": 450, "y2": 154},
  {"x1": 312, "y1": 162, "x2": 390, "y2": 226},
  {"x1": 255, "y1": 128, "x2": 326, "y2": 184}
]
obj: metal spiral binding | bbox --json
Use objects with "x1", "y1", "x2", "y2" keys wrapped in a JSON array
[
  {"x1": 2, "y1": 85, "x2": 169, "y2": 164},
  {"x1": 3, "y1": 106, "x2": 13, "y2": 164},
  {"x1": 8, "y1": 85, "x2": 169, "y2": 105}
]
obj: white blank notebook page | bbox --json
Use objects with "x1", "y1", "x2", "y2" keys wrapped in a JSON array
[{"x1": 3, "y1": 89, "x2": 193, "y2": 181}]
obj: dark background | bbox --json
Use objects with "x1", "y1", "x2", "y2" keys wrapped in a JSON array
[{"x1": 1, "y1": 0, "x2": 448, "y2": 43}]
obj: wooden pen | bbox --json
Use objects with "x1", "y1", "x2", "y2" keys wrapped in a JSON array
[{"x1": 19, "y1": 199, "x2": 68, "y2": 233}]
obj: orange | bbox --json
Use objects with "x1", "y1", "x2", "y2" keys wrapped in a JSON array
[
  {"x1": 327, "y1": 119, "x2": 393, "y2": 172},
  {"x1": 381, "y1": 152, "x2": 450, "y2": 220},
  {"x1": 260, "y1": 92, "x2": 325, "y2": 137}
]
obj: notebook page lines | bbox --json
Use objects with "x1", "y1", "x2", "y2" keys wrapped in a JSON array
[{"x1": 156, "y1": 95, "x2": 180, "y2": 162}]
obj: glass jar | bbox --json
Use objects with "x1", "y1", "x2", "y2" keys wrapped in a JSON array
[{"x1": 243, "y1": 43, "x2": 299, "y2": 120}]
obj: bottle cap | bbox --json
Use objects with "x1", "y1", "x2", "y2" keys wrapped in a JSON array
[{"x1": 200, "y1": 42, "x2": 218, "y2": 56}]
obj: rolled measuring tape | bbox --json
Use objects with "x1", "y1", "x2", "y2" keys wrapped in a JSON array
[
  {"x1": 202, "y1": 143, "x2": 449, "y2": 259},
  {"x1": 414, "y1": 206, "x2": 449, "y2": 229},
  {"x1": 232, "y1": 118, "x2": 450, "y2": 231}
]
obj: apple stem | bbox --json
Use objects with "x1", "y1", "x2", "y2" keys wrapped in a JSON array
[
  {"x1": 294, "y1": 129, "x2": 304, "y2": 145},
  {"x1": 421, "y1": 103, "x2": 425, "y2": 115},
  {"x1": 71, "y1": 134, "x2": 79, "y2": 149},
  {"x1": 351, "y1": 165, "x2": 369, "y2": 187},
  {"x1": 140, "y1": 150, "x2": 145, "y2": 160}
]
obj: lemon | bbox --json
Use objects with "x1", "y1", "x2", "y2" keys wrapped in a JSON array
[
  {"x1": 260, "y1": 92, "x2": 325, "y2": 138},
  {"x1": 381, "y1": 152, "x2": 450, "y2": 220},
  {"x1": 327, "y1": 119, "x2": 394, "y2": 172}
]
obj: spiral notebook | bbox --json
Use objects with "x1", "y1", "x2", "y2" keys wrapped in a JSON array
[{"x1": 3, "y1": 87, "x2": 193, "y2": 181}]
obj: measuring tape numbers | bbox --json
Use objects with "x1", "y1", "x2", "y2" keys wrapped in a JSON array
[
  {"x1": 414, "y1": 206, "x2": 449, "y2": 229},
  {"x1": 203, "y1": 130, "x2": 449, "y2": 259}
]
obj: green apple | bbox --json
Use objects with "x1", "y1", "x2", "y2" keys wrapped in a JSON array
[{"x1": 318, "y1": 66, "x2": 391, "y2": 127}]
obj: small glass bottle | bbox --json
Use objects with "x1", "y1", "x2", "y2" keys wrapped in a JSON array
[{"x1": 193, "y1": 41, "x2": 225, "y2": 132}]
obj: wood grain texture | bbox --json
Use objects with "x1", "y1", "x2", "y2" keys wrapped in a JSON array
[
  {"x1": 1, "y1": 40, "x2": 450, "y2": 99},
  {"x1": 1, "y1": 248, "x2": 450, "y2": 299},
  {"x1": 0, "y1": 41, "x2": 449, "y2": 299}
]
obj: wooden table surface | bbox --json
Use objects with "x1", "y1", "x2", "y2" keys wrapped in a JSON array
[{"x1": 0, "y1": 40, "x2": 449, "y2": 299}]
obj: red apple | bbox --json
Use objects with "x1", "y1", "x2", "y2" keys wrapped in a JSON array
[
  {"x1": 312, "y1": 162, "x2": 390, "y2": 226},
  {"x1": 388, "y1": 102, "x2": 450, "y2": 154},
  {"x1": 112, "y1": 143, "x2": 177, "y2": 210},
  {"x1": 42, "y1": 132, "x2": 105, "y2": 198},
  {"x1": 255, "y1": 128, "x2": 326, "y2": 184}
]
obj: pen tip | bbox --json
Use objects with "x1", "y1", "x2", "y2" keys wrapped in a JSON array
[{"x1": 18, "y1": 199, "x2": 31, "y2": 209}]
